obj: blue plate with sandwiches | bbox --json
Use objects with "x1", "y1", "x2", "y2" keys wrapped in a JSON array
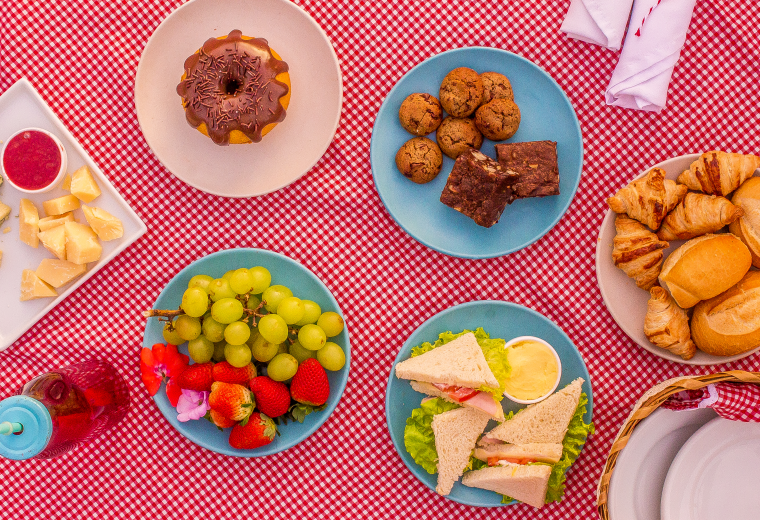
[{"x1": 385, "y1": 300, "x2": 593, "y2": 507}]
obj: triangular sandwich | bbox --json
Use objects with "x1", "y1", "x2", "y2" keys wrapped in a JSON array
[
  {"x1": 462, "y1": 464, "x2": 551, "y2": 508},
  {"x1": 432, "y1": 406, "x2": 492, "y2": 496},
  {"x1": 396, "y1": 333, "x2": 504, "y2": 420}
]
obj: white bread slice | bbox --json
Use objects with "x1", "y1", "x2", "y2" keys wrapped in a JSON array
[
  {"x1": 462, "y1": 463, "x2": 551, "y2": 508},
  {"x1": 483, "y1": 378, "x2": 583, "y2": 444},
  {"x1": 432, "y1": 407, "x2": 492, "y2": 496},
  {"x1": 395, "y1": 333, "x2": 499, "y2": 389},
  {"x1": 473, "y1": 442, "x2": 563, "y2": 464},
  {"x1": 411, "y1": 381, "x2": 505, "y2": 421}
]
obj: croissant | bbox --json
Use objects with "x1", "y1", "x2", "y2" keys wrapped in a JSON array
[
  {"x1": 677, "y1": 151, "x2": 760, "y2": 196},
  {"x1": 612, "y1": 215, "x2": 669, "y2": 290},
  {"x1": 644, "y1": 286, "x2": 696, "y2": 360},
  {"x1": 607, "y1": 168, "x2": 688, "y2": 230},
  {"x1": 657, "y1": 193, "x2": 744, "y2": 241}
]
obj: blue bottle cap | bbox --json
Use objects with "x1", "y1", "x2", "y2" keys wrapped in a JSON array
[{"x1": 0, "y1": 396, "x2": 52, "y2": 460}]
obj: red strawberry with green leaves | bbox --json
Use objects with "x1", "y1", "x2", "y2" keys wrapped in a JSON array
[
  {"x1": 209, "y1": 382, "x2": 254, "y2": 422},
  {"x1": 212, "y1": 362, "x2": 257, "y2": 385},
  {"x1": 177, "y1": 362, "x2": 214, "y2": 392},
  {"x1": 228, "y1": 412, "x2": 276, "y2": 449},
  {"x1": 250, "y1": 376, "x2": 291, "y2": 418},
  {"x1": 208, "y1": 409, "x2": 237, "y2": 429},
  {"x1": 289, "y1": 359, "x2": 330, "y2": 406}
]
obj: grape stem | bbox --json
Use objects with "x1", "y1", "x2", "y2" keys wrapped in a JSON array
[
  {"x1": 143, "y1": 309, "x2": 184, "y2": 318},
  {"x1": 142, "y1": 299, "x2": 268, "y2": 323}
]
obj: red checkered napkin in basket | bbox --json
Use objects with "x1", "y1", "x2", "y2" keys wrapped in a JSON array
[{"x1": 662, "y1": 383, "x2": 760, "y2": 422}]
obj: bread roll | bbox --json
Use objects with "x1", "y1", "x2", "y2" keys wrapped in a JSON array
[
  {"x1": 659, "y1": 234, "x2": 752, "y2": 308},
  {"x1": 692, "y1": 271, "x2": 760, "y2": 356},
  {"x1": 729, "y1": 177, "x2": 760, "y2": 268}
]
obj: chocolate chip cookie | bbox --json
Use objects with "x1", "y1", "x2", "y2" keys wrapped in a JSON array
[
  {"x1": 480, "y1": 72, "x2": 514, "y2": 104},
  {"x1": 395, "y1": 137, "x2": 444, "y2": 184},
  {"x1": 439, "y1": 68, "x2": 483, "y2": 117},
  {"x1": 474, "y1": 98, "x2": 521, "y2": 141},
  {"x1": 398, "y1": 93, "x2": 444, "y2": 136},
  {"x1": 436, "y1": 117, "x2": 484, "y2": 159}
]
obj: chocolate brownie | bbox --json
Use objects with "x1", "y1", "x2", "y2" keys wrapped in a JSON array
[
  {"x1": 440, "y1": 149, "x2": 518, "y2": 228},
  {"x1": 495, "y1": 141, "x2": 560, "y2": 198}
]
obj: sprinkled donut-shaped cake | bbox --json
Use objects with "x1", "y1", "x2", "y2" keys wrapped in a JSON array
[{"x1": 176, "y1": 30, "x2": 291, "y2": 146}]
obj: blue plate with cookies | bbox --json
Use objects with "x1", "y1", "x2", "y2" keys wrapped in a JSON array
[{"x1": 370, "y1": 47, "x2": 583, "y2": 259}]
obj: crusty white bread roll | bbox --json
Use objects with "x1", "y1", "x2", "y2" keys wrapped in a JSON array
[
  {"x1": 692, "y1": 271, "x2": 760, "y2": 356},
  {"x1": 659, "y1": 234, "x2": 752, "y2": 308},
  {"x1": 730, "y1": 177, "x2": 760, "y2": 268}
]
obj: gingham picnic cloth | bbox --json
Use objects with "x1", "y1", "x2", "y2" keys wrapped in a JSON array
[
  {"x1": 0, "y1": 1, "x2": 758, "y2": 518},
  {"x1": 662, "y1": 383, "x2": 760, "y2": 422}
]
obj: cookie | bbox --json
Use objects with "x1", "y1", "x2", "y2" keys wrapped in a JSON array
[
  {"x1": 395, "y1": 137, "x2": 443, "y2": 184},
  {"x1": 398, "y1": 93, "x2": 444, "y2": 136},
  {"x1": 436, "y1": 117, "x2": 484, "y2": 159},
  {"x1": 474, "y1": 98, "x2": 521, "y2": 141},
  {"x1": 439, "y1": 68, "x2": 483, "y2": 117},
  {"x1": 480, "y1": 72, "x2": 514, "y2": 104}
]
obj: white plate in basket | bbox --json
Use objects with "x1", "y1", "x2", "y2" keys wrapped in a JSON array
[
  {"x1": 0, "y1": 78, "x2": 147, "y2": 351},
  {"x1": 595, "y1": 154, "x2": 760, "y2": 365},
  {"x1": 661, "y1": 417, "x2": 760, "y2": 520},
  {"x1": 135, "y1": 0, "x2": 343, "y2": 198},
  {"x1": 607, "y1": 407, "x2": 717, "y2": 520}
]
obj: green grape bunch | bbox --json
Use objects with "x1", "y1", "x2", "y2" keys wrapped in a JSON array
[{"x1": 144, "y1": 265, "x2": 347, "y2": 373}]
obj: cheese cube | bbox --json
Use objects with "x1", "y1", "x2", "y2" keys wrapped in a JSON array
[
  {"x1": 38, "y1": 225, "x2": 67, "y2": 261},
  {"x1": 38, "y1": 212, "x2": 75, "y2": 232},
  {"x1": 61, "y1": 174, "x2": 71, "y2": 191},
  {"x1": 43, "y1": 195, "x2": 80, "y2": 216},
  {"x1": 70, "y1": 166, "x2": 101, "y2": 203},
  {"x1": 0, "y1": 251, "x2": 3, "y2": 267},
  {"x1": 19, "y1": 199, "x2": 40, "y2": 248},
  {"x1": 20, "y1": 269, "x2": 58, "y2": 301},
  {"x1": 82, "y1": 205, "x2": 123, "y2": 241},
  {"x1": 36, "y1": 259, "x2": 86, "y2": 288},
  {"x1": 64, "y1": 222, "x2": 102, "y2": 264},
  {"x1": 0, "y1": 202, "x2": 10, "y2": 225}
]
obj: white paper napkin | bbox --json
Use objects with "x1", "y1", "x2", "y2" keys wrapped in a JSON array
[
  {"x1": 605, "y1": 0, "x2": 698, "y2": 112},
  {"x1": 560, "y1": 0, "x2": 635, "y2": 51}
]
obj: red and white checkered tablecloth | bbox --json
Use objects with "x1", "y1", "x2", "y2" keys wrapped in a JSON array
[{"x1": 1, "y1": 0, "x2": 759, "y2": 518}]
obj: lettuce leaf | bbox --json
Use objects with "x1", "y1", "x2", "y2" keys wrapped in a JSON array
[
  {"x1": 404, "y1": 398, "x2": 461, "y2": 474},
  {"x1": 497, "y1": 392, "x2": 594, "y2": 504},
  {"x1": 410, "y1": 328, "x2": 510, "y2": 401},
  {"x1": 545, "y1": 392, "x2": 594, "y2": 503}
]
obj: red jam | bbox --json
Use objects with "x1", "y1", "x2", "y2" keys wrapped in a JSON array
[{"x1": 2, "y1": 130, "x2": 62, "y2": 190}]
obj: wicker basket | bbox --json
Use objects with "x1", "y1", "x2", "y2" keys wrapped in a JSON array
[{"x1": 596, "y1": 370, "x2": 760, "y2": 520}]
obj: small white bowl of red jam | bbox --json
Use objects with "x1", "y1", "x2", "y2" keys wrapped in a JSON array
[{"x1": 1, "y1": 128, "x2": 67, "y2": 193}]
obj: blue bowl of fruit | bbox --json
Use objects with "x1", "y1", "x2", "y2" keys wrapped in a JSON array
[{"x1": 140, "y1": 248, "x2": 350, "y2": 457}]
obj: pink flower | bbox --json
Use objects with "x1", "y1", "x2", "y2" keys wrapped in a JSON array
[{"x1": 176, "y1": 389, "x2": 210, "y2": 422}]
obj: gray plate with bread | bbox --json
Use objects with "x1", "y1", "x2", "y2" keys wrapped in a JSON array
[{"x1": 596, "y1": 153, "x2": 760, "y2": 365}]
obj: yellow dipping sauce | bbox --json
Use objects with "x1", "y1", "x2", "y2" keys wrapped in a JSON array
[{"x1": 504, "y1": 340, "x2": 559, "y2": 400}]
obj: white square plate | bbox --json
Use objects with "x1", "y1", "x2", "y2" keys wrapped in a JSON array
[{"x1": 0, "y1": 78, "x2": 147, "y2": 351}]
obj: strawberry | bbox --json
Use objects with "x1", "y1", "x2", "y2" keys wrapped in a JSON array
[
  {"x1": 209, "y1": 382, "x2": 254, "y2": 421},
  {"x1": 250, "y1": 376, "x2": 291, "y2": 418},
  {"x1": 228, "y1": 412, "x2": 276, "y2": 450},
  {"x1": 176, "y1": 362, "x2": 214, "y2": 392},
  {"x1": 208, "y1": 409, "x2": 237, "y2": 429},
  {"x1": 212, "y1": 362, "x2": 257, "y2": 385},
  {"x1": 289, "y1": 359, "x2": 330, "y2": 406}
]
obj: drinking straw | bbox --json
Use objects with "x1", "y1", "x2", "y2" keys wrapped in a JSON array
[{"x1": 0, "y1": 422, "x2": 23, "y2": 435}]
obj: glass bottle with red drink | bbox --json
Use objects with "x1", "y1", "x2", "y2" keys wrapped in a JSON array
[{"x1": 0, "y1": 360, "x2": 130, "y2": 459}]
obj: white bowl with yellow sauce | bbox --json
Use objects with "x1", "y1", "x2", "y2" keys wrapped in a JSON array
[{"x1": 503, "y1": 336, "x2": 562, "y2": 404}]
